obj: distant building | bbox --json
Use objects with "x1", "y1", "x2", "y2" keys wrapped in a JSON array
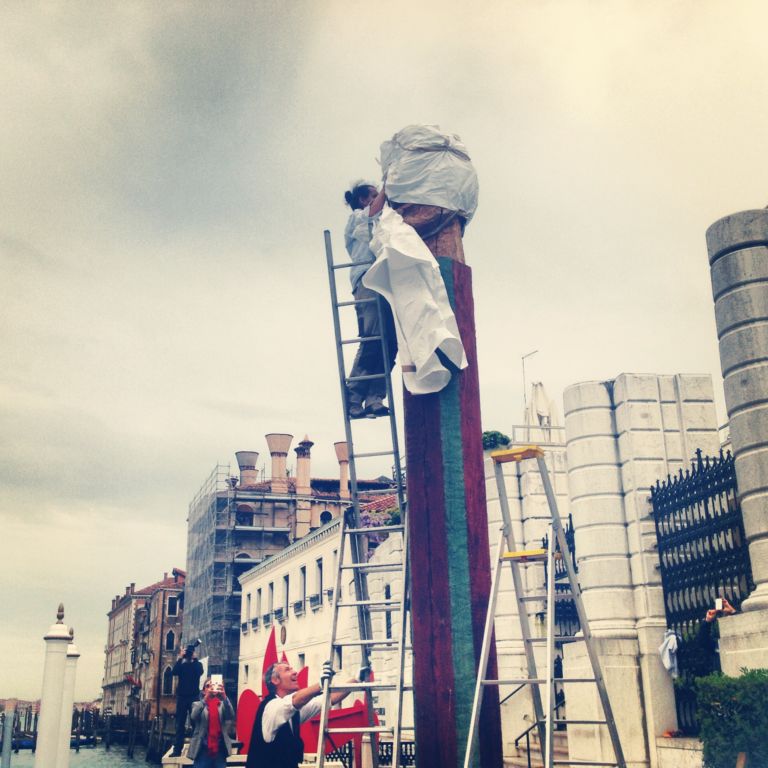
[
  {"x1": 237, "y1": 495, "x2": 410, "y2": 727},
  {"x1": 101, "y1": 569, "x2": 186, "y2": 716},
  {"x1": 183, "y1": 434, "x2": 394, "y2": 701}
]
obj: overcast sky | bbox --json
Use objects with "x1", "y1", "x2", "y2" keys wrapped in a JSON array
[{"x1": 2, "y1": 1, "x2": 767, "y2": 700}]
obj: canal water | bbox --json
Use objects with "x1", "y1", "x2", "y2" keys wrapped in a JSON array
[{"x1": 7, "y1": 744, "x2": 149, "y2": 767}]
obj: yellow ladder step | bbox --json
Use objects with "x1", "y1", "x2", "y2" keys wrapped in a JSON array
[
  {"x1": 501, "y1": 548, "x2": 547, "y2": 562},
  {"x1": 491, "y1": 445, "x2": 544, "y2": 464}
]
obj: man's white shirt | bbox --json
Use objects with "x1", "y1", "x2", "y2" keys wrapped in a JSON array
[{"x1": 261, "y1": 694, "x2": 321, "y2": 743}]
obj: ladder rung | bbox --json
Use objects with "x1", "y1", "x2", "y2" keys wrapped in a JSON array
[
  {"x1": 552, "y1": 762, "x2": 618, "y2": 766},
  {"x1": 547, "y1": 719, "x2": 608, "y2": 726},
  {"x1": 337, "y1": 599, "x2": 401, "y2": 608},
  {"x1": 519, "y1": 593, "x2": 574, "y2": 602},
  {"x1": 327, "y1": 726, "x2": 394, "y2": 734},
  {"x1": 333, "y1": 259, "x2": 374, "y2": 271},
  {"x1": 329, "y1": 682, "x2": 413, "y2": 692},
  {"x1": 336, "y1": 297, "x2": 377, "y2": 307},
  {"x1": 340, "y1": 335, "x2": 383, "y2": 345},
  {"x1": 346, "y1": 524, "x2": 405, "y2": 534},
  {"x1": 352, "y1": 449, "x2": 395, "y2": 459},
  {"x1": 334, "y1": 639, "x2": 411, "y2": 650},
  {"x1": 525, "y1": 636, "x2": 581, "y2": 644},
  {"x1": 340, "y1": 562, "x2": 404, "y2": 572},
  {"x1": 347, "y1": 373, "x2": 386, "y2": 382},
  {"x1": 502, "y1": 548, "x2": 547, "y2": 562},
  {"x1": 483, "y1": 677, "x2": 596, "y2": 685}
]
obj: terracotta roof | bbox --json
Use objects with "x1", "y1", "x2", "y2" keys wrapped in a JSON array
[{"x1": 360, "y1": 494, "x2": 398, "y2": 513}]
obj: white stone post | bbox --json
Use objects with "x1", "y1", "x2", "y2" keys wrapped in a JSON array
[
  {"x1": 1, "y1": 699, "x2": 15, "y2": 768},
  {"x1": 707, "y1": 209, "x2": 768, "y2": 671},
  {"x1": 55, "y1": 629, "x2": 80, "y2": 768},
  {"x1": 707, "y1": 209, "x2": 768, "y2": 611},
  {"x1": 34, "y1": 604, "x2": 70, "y2": 768}
]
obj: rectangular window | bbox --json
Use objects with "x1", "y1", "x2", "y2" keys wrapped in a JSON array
[
  {"x1": 385, "y1": 585, "x2": 392, "y2": 639},
  {"x1": 167, "y1": 596, "x2": 178, "y2": 616},
  {"x1": 256, "y1": 588, "x2": 262, "y2": 619},
  {"x1": 244, "y1": 664, "x2": 249, "y2": 682},
  {"x1": 283, "y1": 574, "x2": 290, "y2": 616},
  {"x1": 298, "y1": 653, "x2": 305, "y2": 670},
  {"x1": 246, "y1": 593, "x2": 251, "y2": 622},
  {"x1": 268, "y1": 582, "x2": 274, "y2": 613},
  {"x1": 300, "y1": 566, "x2": 307, "y2": 606},
  {"x1": 316, "y1": 558, "x2": 323, "y2": 596}
]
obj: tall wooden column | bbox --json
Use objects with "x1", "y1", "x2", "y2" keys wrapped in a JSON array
[{"x1": 402, "y1": 211, "x2": 503, "y2": 767}]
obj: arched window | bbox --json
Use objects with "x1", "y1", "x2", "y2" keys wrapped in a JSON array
[
  {"x1": 165, "y1": 631, "x2": 175, "y2": 651},
  {"x1": 162, "y1": 666, "x2": 174, "y2": 696},
  {"x1": 320, "y1": 510, "x2": 332, "y2": 525}
]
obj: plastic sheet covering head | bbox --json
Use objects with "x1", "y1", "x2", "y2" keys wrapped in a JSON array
[{"x1": 379, "y1": 124, "x2": 479, "y2": 223}]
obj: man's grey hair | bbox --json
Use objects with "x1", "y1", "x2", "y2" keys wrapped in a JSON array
[{"x1": 264, "y1": 662, "x2": 281, "y2": 694}]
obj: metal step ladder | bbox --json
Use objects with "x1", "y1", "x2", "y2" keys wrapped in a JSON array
[
  {"x1": 318, "y1": 230, "x2": 411, "y2": 768},
  {"x1": 464, "y1": 446, "x2": 626, "y2": 768}
]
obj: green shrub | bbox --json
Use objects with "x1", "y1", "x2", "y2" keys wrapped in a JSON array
[
  {"x1": 482, "y1": 430, "x2": 510, "y2": 450},
  {"x1": 695, "y1": 669, "x2": 768, "y2": 767}
]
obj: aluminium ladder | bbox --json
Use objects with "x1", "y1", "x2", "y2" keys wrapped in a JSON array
[
  {"x1": 318, "y1": 230, "x2": 411, "y2": 768},
  {"x1": 464, "y1": 446, "x2": 626, "y2": 768}
]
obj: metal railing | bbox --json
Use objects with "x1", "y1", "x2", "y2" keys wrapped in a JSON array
[{"x1": 650, "y1": 448, "x2": 755, "y2": 734}]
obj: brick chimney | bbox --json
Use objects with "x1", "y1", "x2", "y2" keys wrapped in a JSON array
[
  {"x1": 235, "y1": 451, "x2": 260, "y2": 487},
  {"x1": 334, "y1": 441, "x2": 350, "y2": 500},
  {"x1": 265, "y1": 433, "x2": 293, "y2": 494},
  {"x1": 294, "y1": 436, "x2": 314, "y2": 495}
]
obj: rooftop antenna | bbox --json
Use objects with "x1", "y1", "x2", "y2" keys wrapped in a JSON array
[{"x1": 521, "y1": 349, "x2": 539, "y2": 428}]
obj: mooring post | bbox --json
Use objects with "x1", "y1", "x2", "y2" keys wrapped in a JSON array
[
  {"x1": 34, "y1": 604, "x2": 70, "y2": 768},
  {"x1": 1, "y1": 699, "x2": 16, "y2": 768},
  {"x1": 55, "y1": 628, "x2": 80, "y2": 768},
  {"x1": 401, "y1": 208, "x2": 503, "y2": 768}
]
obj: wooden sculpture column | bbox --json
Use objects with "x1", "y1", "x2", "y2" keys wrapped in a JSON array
[{"x1": 401, "y1": 205, "x2": 503, "y2": 768}]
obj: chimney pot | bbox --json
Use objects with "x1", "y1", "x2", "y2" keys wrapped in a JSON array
[
  {"x1": 334, "y1": 441, "x2": 350, "y2": 499},
  {"x1": 265, "y1": 433, "x2": 293, "y2": 493},
  {"x1": 236, "y1": 451, "x2": 260, "y2": 487},
  {"x1": 295, "y1": 435, "x2": 314, "y2": 494}
]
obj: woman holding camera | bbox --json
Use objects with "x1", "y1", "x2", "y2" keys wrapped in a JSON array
[{"x1": 187, "y1": 678, "x2": 236, "y2": 767}]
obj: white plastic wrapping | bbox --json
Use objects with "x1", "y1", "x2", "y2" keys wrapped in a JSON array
[
  {"x1": 365, "y1": 206, "x2": 468, "y2": 395},
  {"x1": 379, "y1": 124, "x2": 479, "y2": 222}
]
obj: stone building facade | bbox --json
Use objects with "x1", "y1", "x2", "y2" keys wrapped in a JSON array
[{"x1": 184, "y1": 434, "x2": 392, "y2": 701}]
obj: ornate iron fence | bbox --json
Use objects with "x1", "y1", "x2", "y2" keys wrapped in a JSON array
[
  {"x1": 542, "y1": 513, "x2": 580, "y2": 637},
  {"x1": 650, "y1": 448, "x2": 754, "y2": 734}
]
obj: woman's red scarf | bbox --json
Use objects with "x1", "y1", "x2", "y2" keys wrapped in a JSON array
[{"x1": 206, "y1": 698, "x2": 222, "y2": 756}]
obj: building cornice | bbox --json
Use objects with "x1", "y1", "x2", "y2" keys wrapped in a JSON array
[{"x1": 239, "y1": 518, "x2": 341, "y2": 584}]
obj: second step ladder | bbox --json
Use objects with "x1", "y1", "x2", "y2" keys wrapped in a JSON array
[{"x1": 464, "y1": 445, "x2": 627, "y2": 768}]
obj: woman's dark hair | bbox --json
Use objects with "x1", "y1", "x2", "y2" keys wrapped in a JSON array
[{"x1": 344, "y1": 181, "x2": 376, "y2": 210}]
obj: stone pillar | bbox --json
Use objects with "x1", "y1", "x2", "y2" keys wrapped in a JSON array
[
  {"x1": 563, "y1": 381, "x2": 636, "y2": 638},
  {"x1": 55, "y1": 629, "x2": 80, "y2": 768},
  {"x1": 1, "y1": 699, "x2": 15, "y2": 768},
  {"x1": 612, "y1": 373, "x2": 719, "y2": 765},
  {"x1": 34, "y1": 604, "x2": 70, "y2": 768},
  {"x1": 707, "y1": 209, "x2": 768, "y2": 611},
  {"x1": 563, "y1": 381, "x2": 646, "y2": 767}
]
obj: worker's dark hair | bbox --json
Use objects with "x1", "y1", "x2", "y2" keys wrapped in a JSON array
[
  {"x1": 264, "y1": 663, "x2": 281, "y2": 694},
  {"x1": 344, "y1": 181, "x2": 377, "y2": 210}
]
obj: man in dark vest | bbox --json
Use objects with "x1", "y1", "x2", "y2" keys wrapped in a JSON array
[{"x1": 246, "y1": 661, "x2": 362, "y2": 768}]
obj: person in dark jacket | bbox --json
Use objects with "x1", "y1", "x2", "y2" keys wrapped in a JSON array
[
  {"x1": 171, "y1": 644, "x2": 204, "y2": 756},
  {"x1": 246, "y1": 661, "x2": 362, "y2": 768}
]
